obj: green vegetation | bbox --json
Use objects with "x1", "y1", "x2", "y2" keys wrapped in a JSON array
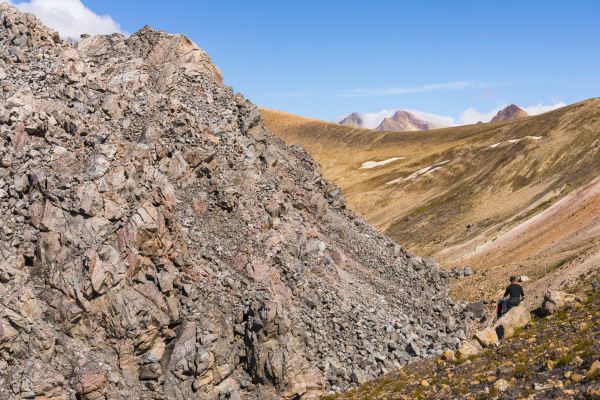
[{"x1": 555, "y1": 353, "x2": 575, "y2": 367}]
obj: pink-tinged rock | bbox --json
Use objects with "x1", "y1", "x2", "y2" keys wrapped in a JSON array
[
  {"x1": 13, "y1": 122, "x2": 28, "y2": 152},
  {"x1": 191, "y1": 198, "x2": 207, "y2": 214},
  {"x1": 168, "y1": 151, "x2": 190, "y2": 180},
  {"x1": 282, "y1": 366, "x2": 325, "y2": 400},
  {"x1": 75, "y1": 183, "x2": 103, "y2": 216},
  {"x1": 246, "y1": 259, "x2": 271, "y2": 282},
  {"x1": 41, "y1": 200, "x2": 66, "y2": 231},
  {"x1": 169, "y1": 321, "x2": 197, "y2": 380},
  {"x1": 75, "y1": 366, "x2": 107, "y2": 398}
]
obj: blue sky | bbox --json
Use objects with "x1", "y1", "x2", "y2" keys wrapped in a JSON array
[{"x1": 10, "y1": 0, "x2": 600, "y2": 125}]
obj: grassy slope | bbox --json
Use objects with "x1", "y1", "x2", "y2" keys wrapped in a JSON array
[{"x1": 260, "y1": 99, "x2": 600, "y2": 302}]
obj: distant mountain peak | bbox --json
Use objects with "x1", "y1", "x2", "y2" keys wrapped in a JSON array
[
  {"x1": 376, "y1": 110, "x2": 435, "y2": 131},
  {"x1": 338, "y1": 110, "x2": 448, "y2": 131},
  {"x1": 339, "y1": 112, "x2": 363, "y2": 127},
  {"x1": 491, "y1": 104, "x2": 529, "y2": 123}
]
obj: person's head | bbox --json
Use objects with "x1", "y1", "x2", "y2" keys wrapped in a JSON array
[{"x1": 510, "y1": 276, "x2": 516, "y2": 283}]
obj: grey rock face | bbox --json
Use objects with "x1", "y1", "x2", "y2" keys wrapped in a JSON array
[{"x1": 0, "y1": 4, "x2": 463, "y2": 399}]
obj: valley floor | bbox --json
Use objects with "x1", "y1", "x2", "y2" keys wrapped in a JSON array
[{"x1": 322, "y1": 294, "x2": 600, "y2": 399}]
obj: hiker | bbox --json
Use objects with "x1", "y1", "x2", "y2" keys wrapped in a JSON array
[{"x1": 497, "y1": 276, "x2": 525, "y2": 318}]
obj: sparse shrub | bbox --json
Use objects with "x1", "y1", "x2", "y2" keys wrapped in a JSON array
[{"x1": 555, "y1": 353, "x2": 575, "y2": 367}]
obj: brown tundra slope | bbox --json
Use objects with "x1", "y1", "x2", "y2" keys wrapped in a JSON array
[
  {"x1": 0, "y1": 4, "x2": 467, "y2": 400},
  {"x1": 260, "y1": 99, "x2": 600, "y2": 305}
]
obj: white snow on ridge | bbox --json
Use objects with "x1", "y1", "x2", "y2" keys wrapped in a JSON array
[
  {"x1": 386, "y1": 160, "x2": 449, "y2": 185},
  {"x1": 489, "y1": 136, "x2": 543, "y2": 148},
  {"x1": 359, "y1": 157, "x2": 405, "y2": 169}
]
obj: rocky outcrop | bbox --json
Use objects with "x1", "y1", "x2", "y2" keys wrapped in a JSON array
[
  {"x1": 540, "y1": 291, "x2": 584, "y2": 316},
  {"x1": 490, "y1": 104, "x2": 529, "y2": 123},
  {"x1": 0, "y1": 4, "x2": 465, "y2": 400}
]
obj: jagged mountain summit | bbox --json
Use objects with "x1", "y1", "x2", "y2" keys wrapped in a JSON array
[
  {"x1": 338, "y1": 112, "x2": 363, "y2": 127},
  {"x1": 339, "y1": 110, "x2": 446, "y2": 131},
  {"x1": 490, "y1": 104, "x2": 529, "y2": 122},
  {"x1": 0, "y1": 4, "x2": 466, "y2": 400},
  {"x1": 376, "y1": 110, "x2": 441, "y2": 131}
]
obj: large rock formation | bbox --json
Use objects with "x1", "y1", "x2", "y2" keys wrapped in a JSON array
[
  {"x1": 490, "y1": 104, "x2": 529, "y2": 123},
  {"x1": 0, "y1": 4, "x2": 466, "y2": 399}
]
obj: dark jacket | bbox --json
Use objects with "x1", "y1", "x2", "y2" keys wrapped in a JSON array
[{"x1": 504, "y1": 283, "x2": 524, "y2": 306}]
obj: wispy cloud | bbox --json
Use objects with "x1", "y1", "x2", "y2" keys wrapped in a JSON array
[
  {"x1": 477, "y1": 89, "x2": 494, "y2": 100},
  {"x1": 8, "y1": 0, "x2": 126, "y2": 40},
  {"x1": 458, "y1": 105, "x2": 505, "y2": 125},
  {"x1": 340, "y1": 80, "x2": 484, "y2": 98},
  {"x1": 523, "y1": 101, "x2": 566, "y2": 115},
  {"x1": 458, "y1": 100, "x2": 567, "y2": 125}
]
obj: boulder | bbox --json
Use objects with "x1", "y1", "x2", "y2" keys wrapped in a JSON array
[
  {"x1": 473, "y1": 327, "x2": 498, "y2": 348},
  {"x1": 540, "y1": 291, "x2": 583, "y2": 316},
  {"x1": 466, "y1": 301, "x2": 485, "y2": 319},
  {"x1": 455, "y1": 340, "x2": 482, "y2": 359},
  {"x1": 493, "y1": 304, "x2": 530, "y2": 339},
  {"x1": 591, "y1": 277, "x2": 600, "y2": 293}
]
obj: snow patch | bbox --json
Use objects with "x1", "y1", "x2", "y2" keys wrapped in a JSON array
[
  {"x1": 489, "y1": 136, "x2": 543, "y2": 148},
  {"x1": 359, "y1": 157, "x2": 405, "y2": 169},
  {"x1": 386, "y1": 160, "x2": 449, "y2": 185}
]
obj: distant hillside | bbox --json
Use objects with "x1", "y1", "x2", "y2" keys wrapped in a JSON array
[
  {"x1": 260, "y1": 99, "x2": 600, "y2": 304},
  {"x1": 491, "y1": 104, "x2": 529, "y2": 122}
]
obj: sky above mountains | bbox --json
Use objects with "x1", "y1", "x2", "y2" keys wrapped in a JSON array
[{"x1": 9, "y1": 0, "x2": 600, "y2": 125}]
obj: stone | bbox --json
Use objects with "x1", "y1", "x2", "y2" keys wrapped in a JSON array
[
  {"x1": 455, "y1": 340, "x2": 483, "y2": 359},
  {"x1": 592, "y1": 277, "x2": 600, "y2": 293},
  {"x1": 466, "y1": 301, "x2": 485, "y2": 319},
  {"x1": 493, "y1": 379, "x2": 509, "y2": 392},
  {"x1": 588, "y1": 359, "x2": 600, "y2": 377},
  {"x1": 570, "y1": 373, "x2": 584, "y2": 383},
  {"x1": 541, "y1": 291, "x2": 583, "y2": 316},
  {"x1": 473, "y1": 327, "x2": 498, "y2": 348},
  {"x1": 493, "y1": 305, "x2": 531, "y2": 339},
  {"x1": 441, "y1": 350, "x2": 457, "y2": 362}
]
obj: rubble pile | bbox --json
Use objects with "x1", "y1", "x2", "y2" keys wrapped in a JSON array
[{"x1": 0, "y1": 4, "x2": 469, "y2": 399}]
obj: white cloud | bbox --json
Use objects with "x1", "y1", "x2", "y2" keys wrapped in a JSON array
[
  {"x1": 458, "y1": 101, "x2": 567, "y2": 125},
  {"x1": 333, "y1": 108, "x2": 455, "y2": 129},
  {"x1": 341, "y1": 80, "x2": 484, "y2": 98},
  {"x1": 8, "y1": 0, "x2": 126, "y2": 39},
  {"x1": 402, "y1": 109, "x2": 456, "y2": 128},
  {"x1": 523, "y1": 101, "x2": 566, "y2": 115},
  {"x1": 458, "y1": 105, "x2": 506, "y2": 125}
]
